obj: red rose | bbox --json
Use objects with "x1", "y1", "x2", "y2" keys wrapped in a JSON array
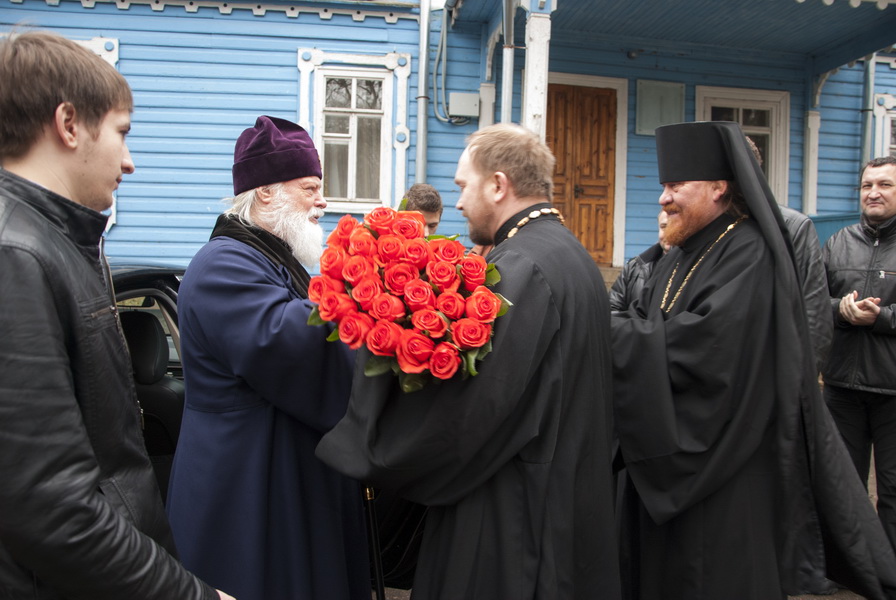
[
  {"x1": 430, "y1": 238, "x2": 466, "y2": 265},
  {"x1": 396, "y1": 329, "x2": 434, "y2": 374},
  {"x1": 403, "y1": 279, "x2": 437, "y2": 312},
  {"x1": 391, "y1": 213, "x2": 426, "y2": 240},
  {"x1": 402, "y1": 238, "x2": 434, "y2": 270},
  {"x1": 317, "y1": 291, "x2": 357, "y2": 323},
  {"x1": 376, "y1": 234, "x2": 406, "y2": 264},
  {"x1": 384, "y1": 262, "x2": 420, "y2": 296},
  {"x1": 426, "y1": 260, "x2": 461, "y2": 294},
  {"x1": 338, "y1": 311, "x2": 375, "y2": 350},
  {"x1": 308, "y1": 275, "x2": 345, "y2": 303},
  {"x1": 326, "y1": 214, "x2": 359, "y2": 249},
  {"x1": 436, "y1": 291, "x2": 466, "y2": 320},
  {"x1": 450, "y1": 317, "x2": 492, "y2": 349},
  {"x1": 369, "y1": 292, "x2": 406, "y2": 322},
  {"x1": 341, "y1": 254, "x2": 375, "y2": 286},
  {"x1": 364, "y1": 206, "x2": 398, "y2": 236},
  {"x1": 351, "y1": 274, "x2": 384, "y2": 311},
  {"x1": 348, "y1": 226, "x2": 378, "y2": 257},
  {"x1": 430, "y1": 342, "x2": 461, "y2": 380},
  {"x1": 366, "y1": 319, "x2": 404, "y2": 356},
  {"x1": 411, "y1": 308, "x2": 448, "y2": 339},
  {"x1": 460, "y1": 254, "x2": 488, "y2": 291},
  {"x1": 465, "y1": 286, "x2": 501, "y2": 323},
  {"x1": 319, "y1": 246, "x2": 347, "y2": 280}
]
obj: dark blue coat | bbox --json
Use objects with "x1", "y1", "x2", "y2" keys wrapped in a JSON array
[{"x1": 166, "y1": 236, "x2": 368, "y2": 600}]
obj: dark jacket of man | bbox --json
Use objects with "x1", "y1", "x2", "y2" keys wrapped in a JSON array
[
  {"x1": 780, "y1": 205, "x2": 833, "y2": 372},
  {"x1": 822, "y1": 212, "x2": 896, "y2": 394},
  {"x1": 0, "y1": 169, "x2": 216, "y2": 600},
  {"x1": 608, "y1": 243, "x2": 665, "y2": 312}
]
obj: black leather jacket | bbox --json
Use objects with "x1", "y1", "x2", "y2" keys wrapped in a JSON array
[
  {"x1": 822, "y1": 212, "x2": 896, "y2": 395},
  {"x1": 781, "y1": 206, "x2": 832, "y2": 373},
  {"x1": 608, "y1": 243, "x2": 665, "y2": 312},
  {"x1": 0, "y1": 170, "x2": 215, "y2": 600}
]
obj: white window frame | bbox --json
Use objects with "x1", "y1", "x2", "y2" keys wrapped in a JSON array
[
  {"x1": 696, "y1": 86, "x2": 790, "y2": 205},
  {"x1": 297, "y1": 49, "x2": 411, "y2": 214},
  {"x1": 873, "y1": 93, "x2": 896, "y2": 158}
]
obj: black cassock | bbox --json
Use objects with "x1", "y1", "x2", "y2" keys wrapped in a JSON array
[
  {"x1": 317, "y1": 205, "x2": 621, "y2": 600},
  {"x1": 613, "y1": 211, "x2": 896, "y2": 600}
]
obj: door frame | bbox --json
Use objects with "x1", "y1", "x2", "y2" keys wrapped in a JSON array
[{"x1": 547, "y1": 72, "x2": 628, "y2": 267}]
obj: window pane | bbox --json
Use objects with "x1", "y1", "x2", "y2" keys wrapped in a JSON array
[
  {"x1": 711, "y1": 106, "x2": 737, "y2": 122},
  {"x1": 326, "y1": 78, "x2": 351, "y2": 108},
  {"x1": 324, "y1": 142, "x2": 348, "y2": 198},
  {"x1": 890, "y1": 121, "x2": 896, "y2": 155},
  {"x1": 356, "y1": 79, "x2": 383, "y2": 110},
  {"x1": 746, "y1": 134, "x2": 770, "y2": 177},
  {"x1": 742, "y1": 109, "x2": 770, "y2": 127},
  {"x1": 356, "y1": 117, "x2": 381, "y2": 198},
  {"x1": 325, "y1": 114, "x2": 350, "y2": 134}
]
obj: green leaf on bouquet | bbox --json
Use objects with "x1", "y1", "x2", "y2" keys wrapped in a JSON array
[
  {"x1": 463, "y1": 349, "x2": 479, "y2": 377},
  {"x1": 399, "y1": 372, "x2": 428, "y2": 394},
  {"x1": 326, "y1": 328, "x2": 340, "y2": 342},
  {"x1": 496, "y1": 293, "x2": 513, "y2": 317},
  {"x1": 485, "y1": 264, "x2": 501, "y2": 286},
  {"x1": 364, "y1": 355, "x2": 395, "y2": 377},
  {"x1": 307, "y1": 306, "x2": 326, "y2": 326}
]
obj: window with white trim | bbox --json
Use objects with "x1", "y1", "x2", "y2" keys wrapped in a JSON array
[
  {"x1": 696, "y1": 86, "x2": 790, "y2": 204},
  {"x1": 890, "y1": 117, "x2": 896, "y2": 157},
  {"x1": 318, "y1": 71, "x2": 388, "y2": 204},
  {"x1": 298, "y1": 49, "x2": 411, "y2": 213}
]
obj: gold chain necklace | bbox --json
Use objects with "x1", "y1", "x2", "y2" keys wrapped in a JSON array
[
  {"x1": 660, "y1": 215, "x2": 748, "y2": 313},
  {"x1": 507, "y1": 207, "x2": 565, "y2": 238}
]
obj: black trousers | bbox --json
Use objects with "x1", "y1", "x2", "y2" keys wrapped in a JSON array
[{"x1": 825, "y1": 384, "x2": 896, "y2": 554}]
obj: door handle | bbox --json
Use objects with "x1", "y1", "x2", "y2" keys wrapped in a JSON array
[{"x1": 574, "y1": 184, "x2": 584, "y2": 198}]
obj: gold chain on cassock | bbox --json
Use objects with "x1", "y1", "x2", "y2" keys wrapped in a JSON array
[
  {"x1": 506, "y1": 207, "x2": 566, "y2": 238},
  {"x1": 660, "y1": 215, "x2": 748, "y2": 313}
]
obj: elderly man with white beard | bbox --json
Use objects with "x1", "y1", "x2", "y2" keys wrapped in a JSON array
[{"x1": 166, "y1": 116, "x2": 369, "y2": 600}]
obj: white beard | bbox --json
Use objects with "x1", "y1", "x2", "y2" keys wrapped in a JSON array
[{"x1": 261, "y1": 189, "x2": 324, "y2": 267}]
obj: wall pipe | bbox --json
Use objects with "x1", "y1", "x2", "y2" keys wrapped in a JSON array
[
  {"x1": 861, "y1": 52, "x2": 877, "y2": 165},
  {"x1": 500, "y1": 0, "x2": 514, "y2": 122},
  {"x1": 415, "y1": 0, "x2": 431, "y2": 183}
]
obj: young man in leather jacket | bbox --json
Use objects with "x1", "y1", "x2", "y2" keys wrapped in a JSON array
[{"x1": 0, "y1": 31, "x2": 234, "y2": 600}]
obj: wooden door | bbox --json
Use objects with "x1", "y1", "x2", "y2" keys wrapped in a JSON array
[{"x1": 546, "y1": 84, "x2": 616, "y2": 265}]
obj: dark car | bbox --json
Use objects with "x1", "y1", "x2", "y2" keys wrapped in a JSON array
[{"x1": 111, "y1": 262, "x2": 185, "y2": 502}]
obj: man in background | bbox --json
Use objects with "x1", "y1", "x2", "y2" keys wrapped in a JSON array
[
  {"x1": 822, "y1": 155, "x2": 896, "y2": 554},
  {"x1": 166, "y1": 116, "x2": 368, "y2": 600},
  {"x1": 0, "y1": 30, "x2": 230, "y2": 600},
  {"x1": 404, "y1": 182, "x2": 443, "y2": 235},
  {"x1": 609, "y1": 210, "x2": 670, "y2": 312}
]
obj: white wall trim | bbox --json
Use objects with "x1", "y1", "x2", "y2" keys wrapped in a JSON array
[
  {"x1": 873, "y1": 93, "x2": 896, "y2": 157},
  {"x1": 803, "y1": 110, "x2": 821, "y2": 215},
  {"x1": 521, "y1": 12, "x2": 551, "y2": 139},
  {"x1": 548, "y1": 72, "x2": 629, "y2": 267},
  {"x1": 22, "y1": 0, "x2": 417, "y2": 22}
]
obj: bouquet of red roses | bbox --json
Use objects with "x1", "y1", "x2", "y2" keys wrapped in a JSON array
[{"x1": 307, "y1": 206, "x2": 511, "y2": 393}]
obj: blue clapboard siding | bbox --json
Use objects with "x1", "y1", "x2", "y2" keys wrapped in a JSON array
[
  {"x1": 2, "y1": 0, "x2": 460, "y2": 265},
  {"x1": 817, "y1": 63, "x2": 865, "y2": 216}
]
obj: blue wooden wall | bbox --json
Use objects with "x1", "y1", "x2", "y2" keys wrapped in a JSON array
[{"x1": 1, "y1": 0, "x2": 483, "y2": 265}]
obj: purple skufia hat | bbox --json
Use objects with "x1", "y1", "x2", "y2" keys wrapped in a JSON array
[{"x1": 232, "y1": 116, "x2": 322, "y2": 195}]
